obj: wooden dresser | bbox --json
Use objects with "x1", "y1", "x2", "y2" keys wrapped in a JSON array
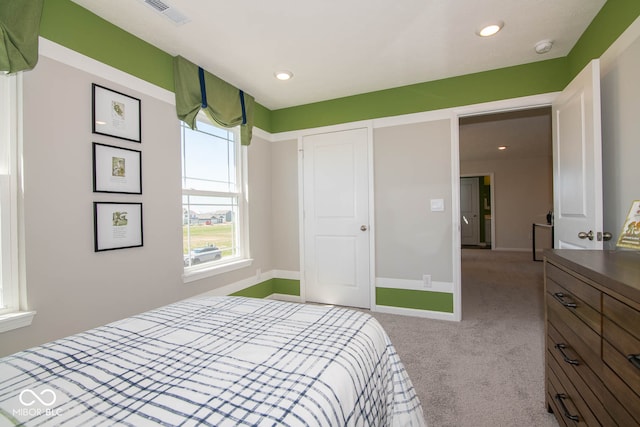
[{"x1": 544, "y1": 249, "x2": 640, "y2": 426}]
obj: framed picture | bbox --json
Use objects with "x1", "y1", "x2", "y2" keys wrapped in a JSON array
[
  {"x1": 93, "y1": 143, "x2": 142, "y2": 194},
  {"x1": 94, "y1": 202, "x2": 143, "y2": 252},
  {"x1": 616, "y1": 200, "x2": 640, "y2": 250},
  {"x1": 92, "y1": 83, "x2": 141, "y2": 142}
]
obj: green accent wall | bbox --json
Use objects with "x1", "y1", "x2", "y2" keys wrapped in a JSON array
[
  {"x1": 39, "y1": 0, "x2": 640, "y2": 136},
  {"x1": 567, "y1": 0, "x2": 640, "y2": 79},
  {"x1": 40, "y1": 0, "x2": 174, "y2": 92},
  {"x1": 270, "y1": 58, "x2": 569, "y2": 133},
  {"x1": 376, "y1": 288, "x2": 454, "y2": 313}
]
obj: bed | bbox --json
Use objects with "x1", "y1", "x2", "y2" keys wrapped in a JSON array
[{"x1": 0, "y1": 296, "x2": 425, "y2": 426}]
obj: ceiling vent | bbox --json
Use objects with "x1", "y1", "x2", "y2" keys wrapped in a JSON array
[{"x1": 142, "y1": 0, "x2": 190, "y2": 25}]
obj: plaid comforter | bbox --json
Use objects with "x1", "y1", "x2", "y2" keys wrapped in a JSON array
[{"x1": 0, "y1": 296, "x2": 425, "y2": 426}]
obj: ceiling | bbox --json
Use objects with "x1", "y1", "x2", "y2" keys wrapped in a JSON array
[
  {"x1": 459, "y1": 108, "x2": 552, "y2": 162},
  {"x1": 71, "y1": 0, "x2": 606, "y2": 110}
]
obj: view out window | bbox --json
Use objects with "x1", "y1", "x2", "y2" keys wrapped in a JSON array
[{"x1": 181, "y1": 118, "x2": 247, "y2": 272}]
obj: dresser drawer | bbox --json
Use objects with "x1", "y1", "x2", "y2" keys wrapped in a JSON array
[
  {"x1": 603, "y1": 319, "x2": 640, "y2": 396},
  {"x1": 546, "y1": 263, "x2": 601, "y2": 312},
  {"x1": 549, "y1": 322, "x2": 639, "y2": 425},
  {"x1": 603, "y1": 294, "x2": 640, "y2": 340},
  {"x1": 547, "y1": 353, "x2": 593, "y2": 426},
  {"x1": 547, "y1": 325, "x2": 617, "y2": 426},
  {"x1": 546, "y1": 267, "x2": 601, "y2": 335},
  {"x1": 547, "y1": 292, "x2": 601, "y2": 359},
  {"x1": 601, "y1": 362, "x2": 640, "y2": 424}
]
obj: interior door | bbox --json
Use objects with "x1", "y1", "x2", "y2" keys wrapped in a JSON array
[
  {"x1": 460, "y1": 177, "x2": 479, "y2": 245},
  {"x1": 302, "y1": 128, "x2": 370, "y2": 308},
  {"x1": 552, "y1": 59, "x2": 604, "y2": 249}
]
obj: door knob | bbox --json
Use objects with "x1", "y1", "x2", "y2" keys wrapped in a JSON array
[
  {"x1": 601, "y1": 232, "x2": 612, "y2": 241},
  {"x1": 360, "y1": 225, "x2": 368, "y2": 231},
  {"x1": 578, "y1": 230, "x2": 594, "y2": 241}
]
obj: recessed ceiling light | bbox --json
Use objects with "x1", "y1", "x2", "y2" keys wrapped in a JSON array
[
  {"x1": 275, "y1": 71, "x2": 293, "y2": 81},
  {"x1": 498, "y1": 145, "x2": 508, "y2": 150},
  {"x1": 477, "y1": 22, "x2": 504, "y2": 37}
]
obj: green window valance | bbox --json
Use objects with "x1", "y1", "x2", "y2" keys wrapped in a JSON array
[
  {"x1": 173, "y1": 56, "x2": 255, "y2": 146},
  {"x1": 0, "y1": 0, "x2": 44, "y2": 73}
]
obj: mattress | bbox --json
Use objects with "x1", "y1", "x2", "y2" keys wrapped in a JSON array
[{"x1": 0, "y1": 296, "x2": 425, "y2": 426}]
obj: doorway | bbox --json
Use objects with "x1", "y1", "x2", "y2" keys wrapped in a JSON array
[
  {"x1": 458, "y1": 107, "x2": 553, "y2": 318},
  {"x1": 460, "y1": 175, "x2": 493, "y2": 249},
  {"x1": 459, "y1": 108, "x2": 553, "y2": 252}
]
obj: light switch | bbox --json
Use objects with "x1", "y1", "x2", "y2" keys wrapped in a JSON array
[{"x1": 430, "y1": 198, "x2": 445, "y2": 212}]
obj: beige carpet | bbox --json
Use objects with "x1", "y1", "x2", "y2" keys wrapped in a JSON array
[{"x1": 371, "y1": 250, "x2": 559, "y2": 427}]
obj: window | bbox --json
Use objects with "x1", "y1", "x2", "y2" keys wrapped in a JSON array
[
  {"x1": 181, "y1": 117, "x2": 250, "y2": 279},
  {"x1": 0, "y1": 72, "x2": 34, "y2": 331}
]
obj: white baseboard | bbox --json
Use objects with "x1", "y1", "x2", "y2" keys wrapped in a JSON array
[
  {"x1": 266, "y1": 293, "x2": 303, "y2": 303},
  {"x1": 373, "y1": 304, "x2": 458, "y2": 321},
  {"x1": 375, "y1": 277, "x2": 453, "y2": 293},
  {"x1": 271, "y1": 270, "x2": 300, "y2": 280}
]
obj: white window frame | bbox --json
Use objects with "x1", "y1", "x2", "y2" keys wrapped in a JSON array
[
  {"x1": 181, "y1": 116, "x2": 251, "y2": 283},
  {"x1": 0, "y1": 72, "x2": 35, "y2": 332}
]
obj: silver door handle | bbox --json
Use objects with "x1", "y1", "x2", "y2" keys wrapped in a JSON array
[
  {"x1": 578, "y1": 230, "x2": 594, "y2": 241},
  {"x1": 360, "y1": 225, "x2": 368, "y2": 231}
]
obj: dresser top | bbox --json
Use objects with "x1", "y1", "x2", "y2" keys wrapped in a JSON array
[{"x1": 544, "y1": 249, "x2": 640, "y2": 303}]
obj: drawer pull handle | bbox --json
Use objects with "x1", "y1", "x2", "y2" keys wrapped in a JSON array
[
  {"x1": 553, "y1": 292, "x2": 577, "y2": 308},
  {"x1": 628, "y1": 354, "x2": 640, "y2": 370},
  {"x1": 555, "y1": 344, "x2": 580, "y2": 365},
  {"x1": 554, "y1": 393, "x2": 579, "y2": 422}
]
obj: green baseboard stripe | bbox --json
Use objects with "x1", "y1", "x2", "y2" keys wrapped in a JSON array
[
  {"x1": 233, "y1": 280, "x2": 453, "y2": 313},
  {"x1": 231, "y1": 278, "x2": 301, "y2": 299},
  {"x1": 272, "y1": 278, "x2": 300, "y2": 296},
  {"x1": 376, "y1": 287, "x2": 454, "y2": 313},
  {"x1": 231, "y1": 280, "x2": 274, "y2": 299}
]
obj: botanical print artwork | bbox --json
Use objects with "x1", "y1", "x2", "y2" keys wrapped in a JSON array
[
  {"x1": 111, "y1": 100, "x2": 126, "y2": 129},
  {"x1": 112, "y1": 211, "x2": 128, "y2": 227},
  {"x1": 112, "y1": 156, "x2": 125, "y2": 177}
]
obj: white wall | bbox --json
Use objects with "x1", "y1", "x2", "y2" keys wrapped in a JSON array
[
  {"x1": 270, "y1": 139, "x2": 299, "y2": 272},
  {"x1": 374, "y1": 120, "x2": 453, "y2": 282},
  {"x1": 601, "y1": 19, "x2": 640, "y2": 248},
  {"x1": 0, "y1": 55, "x2": 274, "y2": 356}
]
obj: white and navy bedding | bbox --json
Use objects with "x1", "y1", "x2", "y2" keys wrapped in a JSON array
[{"x1": 0, "y1": 296, "x2": 425, "y2": 426}]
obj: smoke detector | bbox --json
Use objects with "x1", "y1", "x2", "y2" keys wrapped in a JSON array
[
  {"x1": 141, "y1": 0, "x2": 190, "y2": 25},
  {"x1": 535, "y1": 40, "x2": 553, "y2": 54}
]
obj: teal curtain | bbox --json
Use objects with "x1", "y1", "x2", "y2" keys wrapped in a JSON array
[
  {"x1": 0, "y1": 0, "x2": 45, "y2": 73},
  {"x1": 174, "y1": 56, "x2": 255, "y2": 146}
]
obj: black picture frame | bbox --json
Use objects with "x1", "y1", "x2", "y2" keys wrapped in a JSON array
[
  {"x1": 92, "y1": 142, "x2": 142, "y2": 194},
  {"x1": 94, "y1": 202, "x2": 143, "y2": 252},
  {"x1": 92, "y1": 83, "x2": 141, "y2": 143}
]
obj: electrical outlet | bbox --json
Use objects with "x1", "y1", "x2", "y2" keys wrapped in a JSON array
[{"x1": 422, "y1": 274, "x2": 432, "y2": 288}]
